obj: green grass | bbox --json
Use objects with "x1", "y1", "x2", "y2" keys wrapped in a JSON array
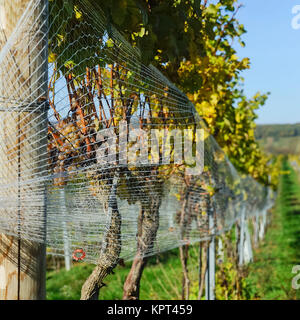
[
  {"x1": 245, "y1": 159, "x2": 300, "y2": 300},
  {"x1": 47, "y1": 263, "x2": 94, "y2": 300},
  {"x1": 46, "y1": 247, "x2": 201, "y2": 300}
]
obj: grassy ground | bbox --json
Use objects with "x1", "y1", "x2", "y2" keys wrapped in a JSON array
[
  {"x1": 46, "y1": 159, "x2": 300, "y2": 300},
  {"x1": 245, "y1": 159, "x2": 300, "y2": 300},
  {"x1": 46, "y1": 247, "x2": 200, "y2": 300}
]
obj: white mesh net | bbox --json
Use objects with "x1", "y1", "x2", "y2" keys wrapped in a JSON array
[{"x1": 0, "y1": 0, "x2": 275, "y2": 267}]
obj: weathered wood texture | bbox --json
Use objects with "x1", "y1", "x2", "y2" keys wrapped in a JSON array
[{"x1": 0, "y1": 0, "x2": 48, "y2": 300}]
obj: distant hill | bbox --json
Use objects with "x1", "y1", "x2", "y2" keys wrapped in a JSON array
[
  {"x1": 256, "y1": 123, "x2": 300, "y2": 139},
  {"x1": 256, "y1": 123, "x2": 300, "y2": 155}
]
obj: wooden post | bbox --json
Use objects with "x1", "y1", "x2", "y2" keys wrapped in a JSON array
[
  {"x1": 238, "y1": 207, "x2": 245, "y2": 266},
  {"x1": 259, "y1": 209, "x2": 267, "y2": 241},
  {"x1": 205, "y1": 207, "x2": 215, "y2": 300},
  {"x1": 253, "y1": 211, "x2": 259, "y2": 248},
  {"x1": 244, "y1": 220, "x2": 253, "y2": 264},
  {"x1": 0, "y1": 0, "x2": 48, "y2": 300},
  {"x1": 60, "y1": 188, "x2": 71, "y2": 271}
]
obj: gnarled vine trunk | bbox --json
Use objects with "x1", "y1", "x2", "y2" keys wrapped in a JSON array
[
  {"x1": 198, "y1": 241, "x2": 208, "y2": 300},
  {"x1": 180, "y1": 244, "x2": 190, "y2": 300},
  {"x1": 122, "y1": 194, "x2": 161, "y2": 300},
  {"x1": 179, "y1": 194, "x2": 191, "y2": 300},
  {"x1": 81, "y1": 173, "x2": 121, "y2": 300}
]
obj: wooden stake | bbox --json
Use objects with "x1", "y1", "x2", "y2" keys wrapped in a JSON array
[{"x1": 0, "y1": 0, "x2": 48, "y2": 300}]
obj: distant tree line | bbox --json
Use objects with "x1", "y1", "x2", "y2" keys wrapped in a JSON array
[{"x1": 256, "y1": 123, "x2": 300, "y2": 140}]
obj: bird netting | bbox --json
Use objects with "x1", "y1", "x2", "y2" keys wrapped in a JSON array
[{"x1": 0, "y1": 0, "x2": 275, "y2": 267}]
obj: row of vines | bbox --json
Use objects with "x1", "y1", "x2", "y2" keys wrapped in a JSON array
[{"x1": 47, "y1": 0, "x2": 280, "y2": 300}]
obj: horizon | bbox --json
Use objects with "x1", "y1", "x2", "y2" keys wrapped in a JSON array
[{"x1": 257, "y1": 122, "x2": 300, "y2": 126}]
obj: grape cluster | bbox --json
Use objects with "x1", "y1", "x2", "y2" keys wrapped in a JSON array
[{"x1": 48, "y1": 118, "x2": 87, "y2": 187}]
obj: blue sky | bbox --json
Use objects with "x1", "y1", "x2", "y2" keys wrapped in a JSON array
[{"x1": 234, "y1": 0, "x2": 300, "y2": 124}]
